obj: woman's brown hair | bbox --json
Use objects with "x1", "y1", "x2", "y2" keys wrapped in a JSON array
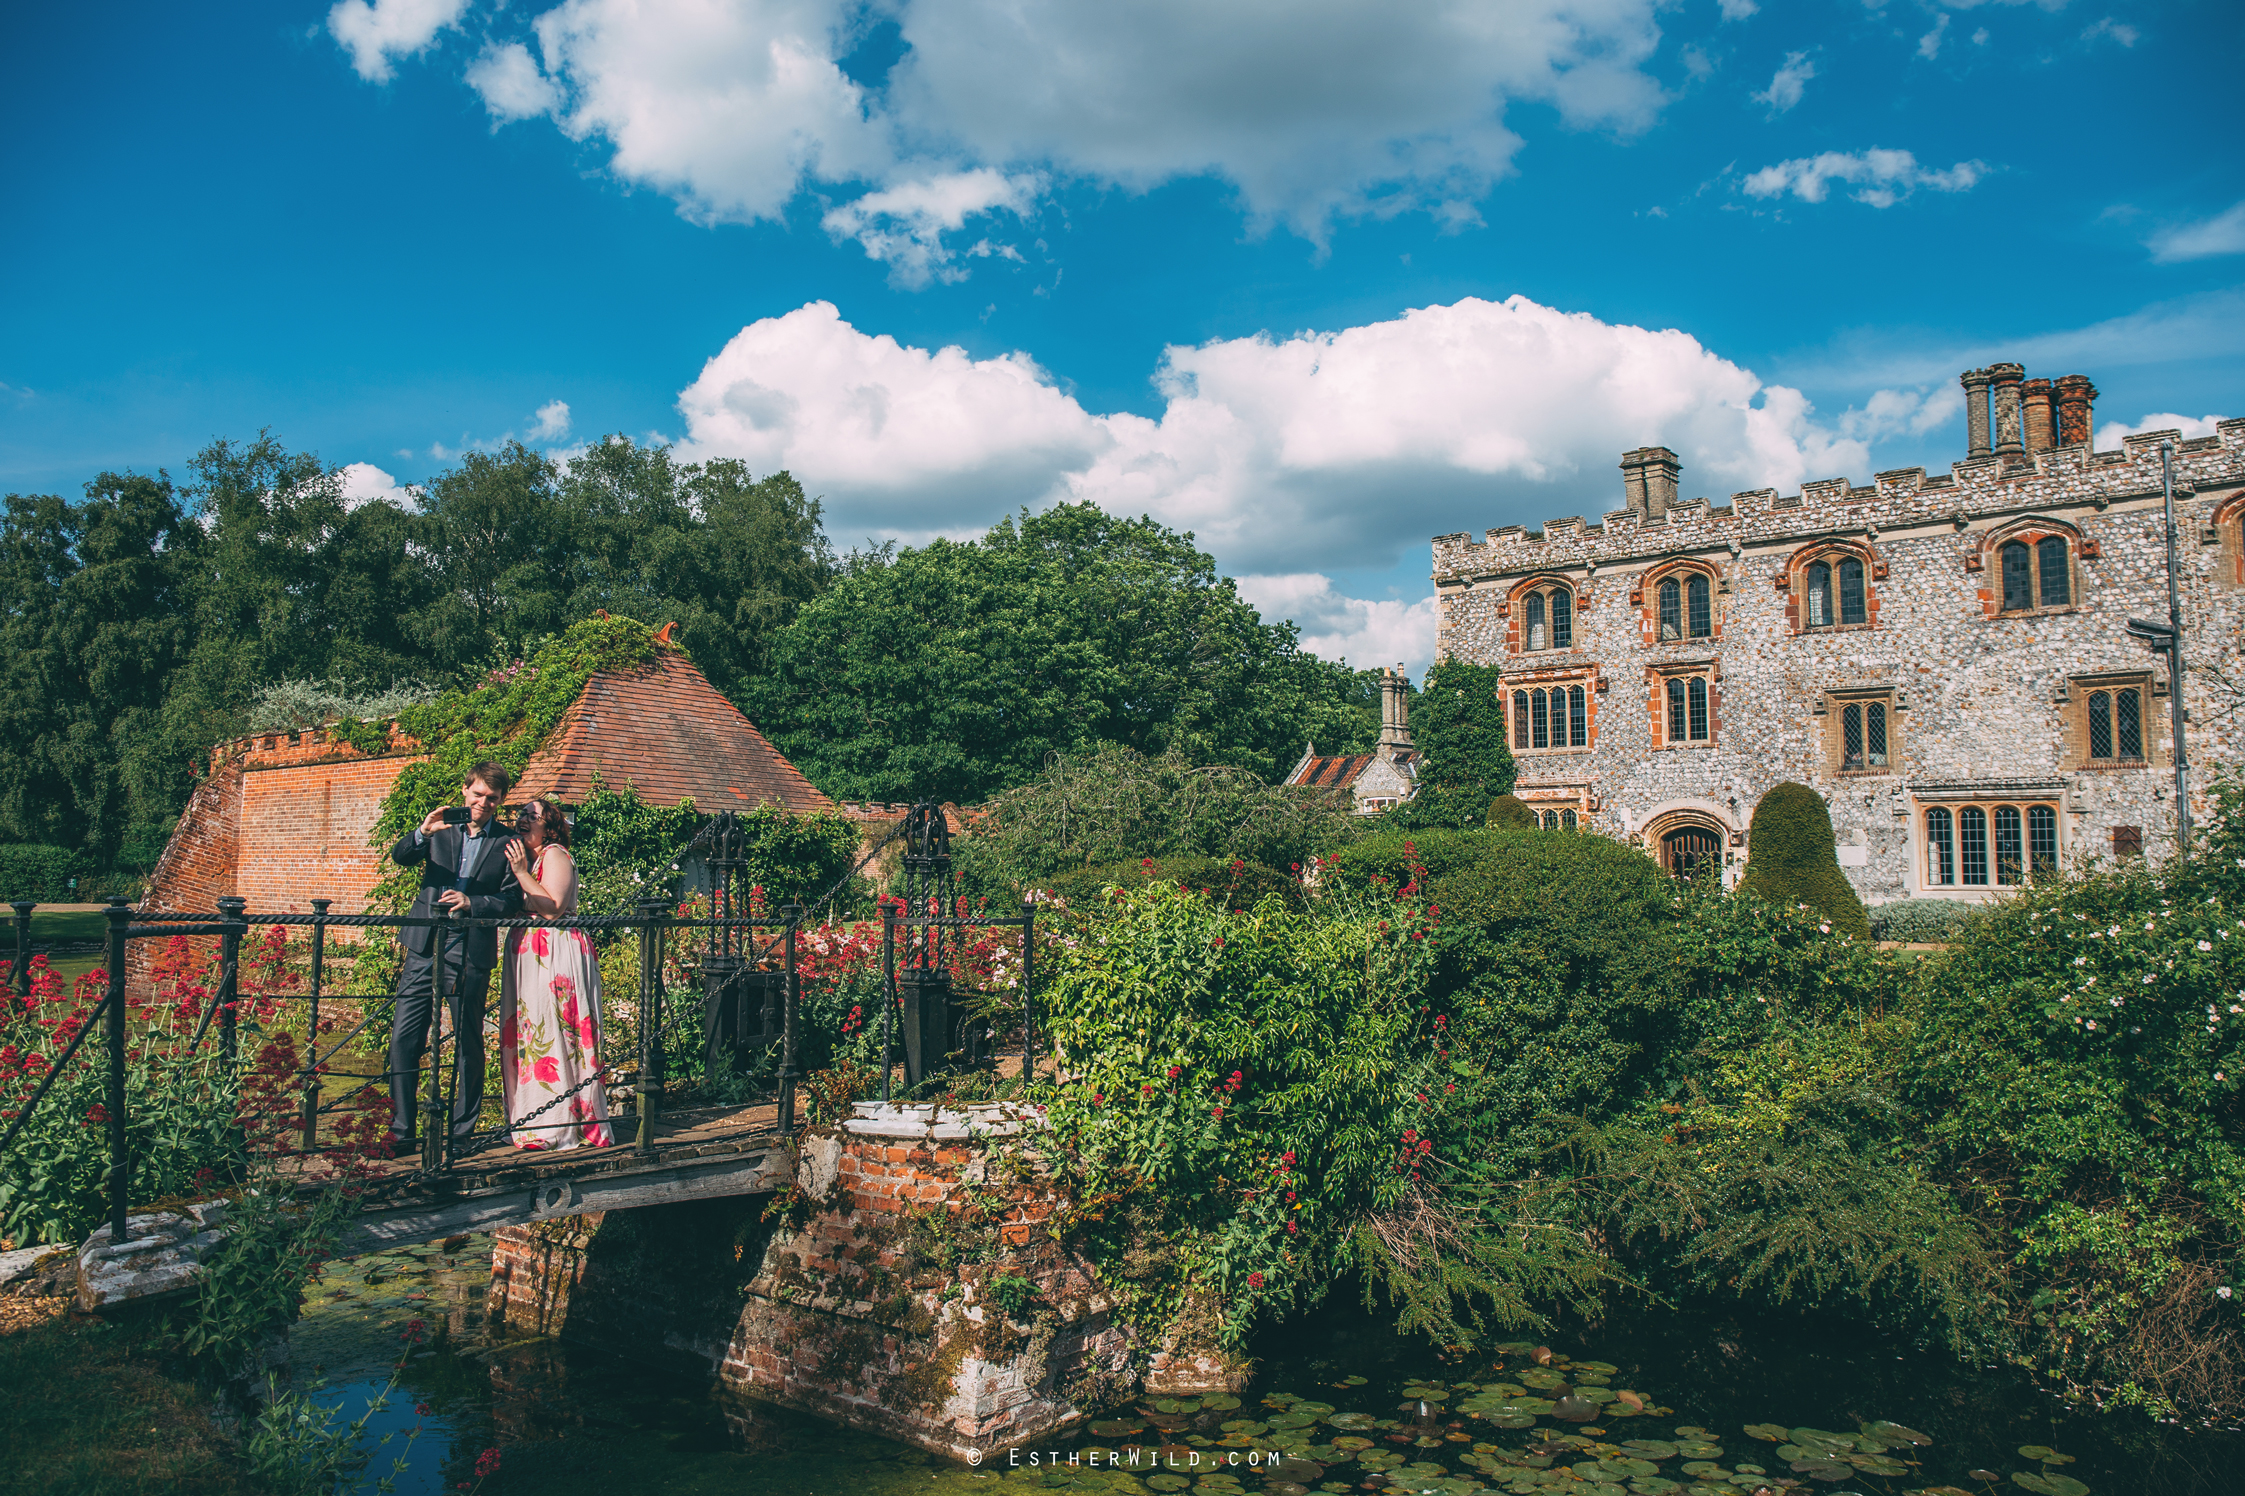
[{"x1": 520, "y1": 798, "x2": 572, "y2": 849}]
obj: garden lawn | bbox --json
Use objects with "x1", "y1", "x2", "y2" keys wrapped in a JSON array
[{"x1": 0, "y1": 1315, "x2": 256, "y2": 1495}]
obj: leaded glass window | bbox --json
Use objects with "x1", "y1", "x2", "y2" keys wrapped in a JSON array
[
  {"x1": 1806, "y1": 561, "x2": 1832, "y2": 627},
  {"x1": 1687, "y1": 677, "x2": 1709, "y2": 741},
  {"x1": 1960, "y1": 806, "x2": 1989, "y2": 886},
  {"x1": 2029, "y1": 805, "x2": 2058, "y2": 874},
  {"x1": 1926, "y1": 808, "x2": 1954, "y2": 886},
  {"x1": 1550, "y1": 588, "x2": 1572, "y2": 648},
  {"x1": 1658, "y1": 578, "x2": 1681, "y2": 640},
  {"x1": 1667, "y1": 678, "x2": 1686, "y2": 743},
  {"x1": 1839, "y1": 557, "x2": 1866, "y2": 625},
  {"x1": 1567, "y1": 685, "x2": 1586, "y2": 747},
  {"x1": 1995, "y1": 805, "x2": 2024, "y2": 886},
  {"x1": 1687, "y1": 574, "x2": 1711, "y2": 637},
  {"x1": 2038, "y1": 535, "x2": 2070, "y2": 607},
  {"x1": 2002, "y1": 542, "x2": 2033, "y2": 611},
  {"x1": 1525, "y1": 592, "x2": 1546, "y2": 651}
]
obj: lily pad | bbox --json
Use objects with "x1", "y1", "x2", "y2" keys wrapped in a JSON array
[
  {"x1": 2010, "y1": 1476, "x2": 2089, "y2": 1496},
  {"x1": 1848, "y1": 1454, "x2": 1912, "y2": 1477},
  {"x1": 1610, "y1": 1458, "x2": 1664, "y2": 1477},
  {"x1": 1146, "y1": 1479, "x2": 1189, "y2": 1493},
  {"x1": 1485, "y1": 1414, "x2": 1537, "y2": 1430},
  {"x1": 1788, "y1": 1459, "x2": 1855, "y2": 1483},
  {"x1": 1863, "y1": 1421, "x2": 1931, "y2": 1447},
  {"x1": 1342, "y1": 1375, "x2": 1369, "y2": 1386},
  {"x1": 1577, "y1": 1361, "x2": 1621, "y2": 1375},
  {"x1": 1621, "y1": 1440, "x2": 1679, "y2": 1460},
  {"x1": 1090, "y1": 1421, "x2": 1146, "y2": 1437},
  {"x1": 1331, "y1": 1436, "x2": 1374, "y2": 1451},
  {"x1": 1327, "y1": 1412, "x2": 1378, "y2": 1431},
  {"x1": 1743, "y1": 1425, "x2": 1790, "y2": 1443},
  {"x1": 1199, "y1": 1394, "x2": 1241, "y2": 1411},
  {"x1": 1553, "y1": 1397, "x2": 1599, "y2": 1423},
  {"x1": 1520, "y1": 1369, "x2": 1571, "y2": 1390},
  {"x1": 1151, "y1": 1398, "x2": 1201, "y2": 1414},
  {"x1": 1577, "y1": 1388, "x2": 1620, "y2": 1405},
  {"x1": 1675, "y1": 1443, "x2": 1723, "y2": 1460},
  {"x1": 2017, "y1": 1447, "x2": 2074, "y2": 1466}
]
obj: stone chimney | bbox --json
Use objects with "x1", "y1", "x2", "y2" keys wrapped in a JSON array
[
  {"x1": 2021, "y1": 378, "x2": 2056, "y2": 455},
  {"x1": 1378, "y1": 665, "x2": 1414, "y2": 757},
  {"x1": 1988, "y1": 362, "x2": 2026, "y2": 457},
  {"x1": 1620, "y1": 446, "x2": 1680, "y2": 519},
  {"x1": 2054, "y1": 375, "x2": 2099, "y2": 447},
  {"x1": 1960, "y1": 367, "x2": 1995, "y2": 457}
]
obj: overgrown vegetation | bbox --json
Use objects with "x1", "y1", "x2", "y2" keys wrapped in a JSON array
[
  {"x1": 1381, "y1": 658, "x2": 1514, "y2": 830},
  {"x1": 1736, "y1": 780, "x2": 1872, "y2": 941}
]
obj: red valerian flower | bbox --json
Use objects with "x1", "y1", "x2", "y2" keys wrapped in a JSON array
[
  {"x1": 1417, "y1": 1139, "x2": 1433, "y2": 1154},
  {"x1": 1211, "y1": 937, "x2": 1225, "y2": 948},
  {"x1": 1286, "y1": 1220, "x2": 1299, "y2": 1234},
  {"x1": 1247, "y1": 1272, "x2": 1266, "y2": 1289},
  {"x1": 1166, "y1": 1065, "x2": 1181, "y2": 1080},
  {"x1": 475, "y1": 1448, "x2": 502, "y2": 1478},
  {"x1": 1211, "y1": 1106, "x2": 1224, "y2": 1119}
]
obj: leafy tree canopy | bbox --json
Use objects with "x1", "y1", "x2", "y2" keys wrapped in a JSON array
[{"x1": 1384, "y1": 657, "x2": 1514, "y2": 830}]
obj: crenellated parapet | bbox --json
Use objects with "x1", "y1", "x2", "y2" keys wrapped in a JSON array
[{"x1": 1432, "y1": 415, "x2": 2245, "y2": 586}]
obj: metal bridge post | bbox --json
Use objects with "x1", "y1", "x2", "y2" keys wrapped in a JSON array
[
  {"x1": 104, "y1": 896, "x2": 131, "y2": 1243},
  {"x1": 880, "y1": 900, "x2": 896, "y2": 1105},
  {"x1": 1020, "y1": 899, "x2": 1036, "y2": 1091},
  {"x1": 635, "y1": 897, "x2": 669, "y2": 1151},
  {"x1": 779, "y1": 904, "x2": 801, "y2": 1136},
  {"x1": 10, "y1": 900, "x2": 32, "y2": 998},
  {"x1": 302, "y1": 899, "x2": 329, "y2": 1152},
  {"x1": 215, "y1": 895, "x2": 246, "y2": 1072},
  {"x1": 424, "y1": 914, "x2": 450, "y2": 1175}
]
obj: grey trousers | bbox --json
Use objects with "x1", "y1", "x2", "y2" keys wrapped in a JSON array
[{"x1": 387, "y1": 945, "x2": 492, "y2": 1140}]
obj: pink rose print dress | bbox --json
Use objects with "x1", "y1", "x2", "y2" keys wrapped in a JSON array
[{"x1": 499, "y1": 849, "x2": 612, "y2": 1149}]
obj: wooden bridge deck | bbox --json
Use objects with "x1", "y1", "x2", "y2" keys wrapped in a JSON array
[{"x1": 325, "y1": 1099, "x2": 795, "y2": 1257}]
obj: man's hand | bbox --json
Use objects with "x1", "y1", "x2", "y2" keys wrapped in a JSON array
[
  {"x1": 438, "y1": 889, "x2": 470, "y2": 913},
  {"x1": 419, "y1": 807, "x2": 452, "y2": 837}
]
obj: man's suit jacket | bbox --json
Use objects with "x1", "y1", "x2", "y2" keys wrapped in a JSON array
[{"x1": 392, "y1": 823, "x2": 524, "y2": 970}]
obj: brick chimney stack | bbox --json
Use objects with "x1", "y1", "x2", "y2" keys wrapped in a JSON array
[
  {"x1": 2021, "y1": 378, "x2": 2056, "y2": 455},
  {"x1": 1959, "y1": 367, "x2": 1995, "y2": 457},
  {"x1": 1620, "y1": 446, "x2": 1680, "y2": 519},
  {"x1": 2054, "y1": 375, "x2": 2099, "y2": 447},
  {"x1": 1378, "y1": 665, "x2": 1414, "y2": 756},
  {"x1": 1988, "y1": 363, "x2": 2026, "y2": 456}
]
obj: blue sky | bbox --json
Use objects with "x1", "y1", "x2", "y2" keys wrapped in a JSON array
[{"x1": 4, "y1": 0, "x2": 2240, "y2": 674}]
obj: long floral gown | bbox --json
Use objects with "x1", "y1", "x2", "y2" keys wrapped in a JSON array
[{"x1": 499, "y1": 849, "x2": 613, "y2": 1150}]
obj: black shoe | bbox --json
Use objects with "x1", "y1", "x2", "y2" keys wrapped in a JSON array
[{"x1": 385, "y1": 1132, "x2": 419, "y2": 1155}]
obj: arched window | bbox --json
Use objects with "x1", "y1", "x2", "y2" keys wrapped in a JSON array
[
  {"x1": 2001, "y1": 542, "x2": 2033, "y2": 611},
  {"x1": 1806, "y1": 561, "x2": 1832, "y2": 628},
  {"x1": 1688, "y1": 677, "x2": 1709, "y2": 741},
  {"x1": 1542, "y1": 810, "x2": 1560, "y2": 830},
  {"x1": 1525, "y1": 591, "x2": 1547, "y2": 651},
  {"x1": 1513, "y1": 690, "x2": 1529, "y2": 748},
  {"x1": 1959, "y1": 806, "x2": 1989, "y2": 886},
  {"x1": 1687, "y1": 574, "x2": 1711, "y2": 637},
  {"x1": 1567, "y1": 685, "x2": 1587, "y2": 747},
  {"x1": 1562, "y1": 809, "x2": 1578, "y2": 829},
  {"x1": 2029, "y1": 805, "x2": 2058, "y2": 874},
  {"x1": 1926, "y1": 808, "x2": 1955, "y2": 885},
  {"x1": 2038, "y1": 536, "x2": 2071, "y2": 607},
  {"x1": 1666, "y1": 678, "x2": 1685, "y2": 742},
  {"x1": 1551, "y1": 588, "x2": 1572, "y2": 648},
  {"x1": 1838, "y1": 557, "x2": 1866, "y2": 625},
  {"x1": 1658, "y1": 578, "x2": 1682, "y2": 640},
  {"x1": 1998, "y1": 535, "x2": 2073, "y2": 613},
  {"x1": 1530, "y1": 688, "x2": 1550, "y2": 749},
  {"x1": 1994, "y1": 805, "x2": 2024, "y2": 886},
  {"x1": 2087, "y1": 687, "x2": 2145, "y2": 762}
]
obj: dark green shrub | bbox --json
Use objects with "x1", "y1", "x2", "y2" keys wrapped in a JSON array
[
  {"x1": 1737, "y1": 783, "x2": 1870, "y2": 941},
  {"x1": 1867, "y1": 898, "x2": 1975, "y2": 943},
  {"x1": 1486, "y1": 794, "x2": 1537, "y2": 830},
  {"x1": 0, "y1": 844, "x2": 84, "y2": 902},
  {"x1": 1382, "y1": 659, "x2": 1514, "y2": 830},
  {"x1": 1043, "y1": 855, "x2": 1303, "y2": 911}
]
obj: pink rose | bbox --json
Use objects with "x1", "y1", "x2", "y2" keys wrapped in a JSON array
[
  {"x1": 532, "y1": 1055, "x2": 559, "y2": 1084},
  {"x1": 530, "y1": 928, "x2": 550, "y2": 960}
]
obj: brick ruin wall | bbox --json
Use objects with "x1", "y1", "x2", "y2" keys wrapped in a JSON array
[
  {"x1": 1432, "y1": 421, "x2": 2245, "y2": 905},
  {"x1": 486, "y1": 1120, "x2": 1240, "y2": 1459}
]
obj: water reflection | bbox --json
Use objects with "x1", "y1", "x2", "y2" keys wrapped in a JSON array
[{"x1": 288, "y1": 1239, "x2": 2240, "y2": 1496}]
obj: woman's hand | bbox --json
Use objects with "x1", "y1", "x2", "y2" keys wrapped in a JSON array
[{"x1": 504, "y1": 839, "x2": 533, "y2": 877}]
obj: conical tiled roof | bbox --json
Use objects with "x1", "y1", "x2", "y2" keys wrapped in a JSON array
[{"x1": 513, "y1": 648, "x2": 832, "y2": 814}]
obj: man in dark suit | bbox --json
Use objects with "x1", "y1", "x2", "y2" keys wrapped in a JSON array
[{"x1": 387, "y1": 760, "x2": 523, "y2": 1150}]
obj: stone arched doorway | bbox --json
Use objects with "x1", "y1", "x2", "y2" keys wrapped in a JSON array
[{"x1": 1660, "y1": 824, "x2": 1723, "y2": 879}]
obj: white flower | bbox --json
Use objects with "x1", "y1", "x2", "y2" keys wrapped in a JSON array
[
  {"x1": 2220, "y1": 1286, "x2": 2235, "y2": 1299},
  {"x1": 2087, "y1": 1020, "x2": 2099, "y2": 1030},
  {"x1": 2074, "y1": 956, "x2": 2088, "y2": 967},
  {"x1": 2202, "y1": 940, "x2": 2215, "y2": 951},
  {"x1": 2144, "y1": 975, "x2": 2157, "y2": 985}
]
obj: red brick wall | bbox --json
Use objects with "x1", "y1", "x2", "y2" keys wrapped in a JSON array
[{"x1": 236, "y1": 755, "x2": 418, "y2": 914}]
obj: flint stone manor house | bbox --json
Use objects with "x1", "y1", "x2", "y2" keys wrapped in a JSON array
[{"x1": 1432, "y1": 363, "x2": 2245, "y2": 903}]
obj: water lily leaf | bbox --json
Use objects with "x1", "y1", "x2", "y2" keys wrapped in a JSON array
[
  {"x1": 1789, "y1": 1458, "x2": 1854, "y2": 1483},
  {"x1": 1217, "y1": 1418, "x2": 1267, "y2": 1433},
  {"x1": 1554, "y1": 1397, "x2": 1599, "y2": 1423},
  {"x1": 1151, "y1": 1398, "x2": 1200, "y2": 1414},
  {"x1": 1487, "y1": 1414, "x2": 1537, "y2": 1430},
  {"x1": 1611, "y1": 1458, "x2": 1664, "y2": 1476},
  {"x1": 1268, "y1": 1412, "x2": 1320, "y2": 1429},
  {"x1": 1145, "y1": 1478, "x2": 1189, "y2": 1493},
  {"x1": 1743, "y1": 1424, "x2": 1790, "y2": 1442},
  {"x1": 1676, "y1": 1443, "x2": 1723, "y2": 1459},
  {"x1": 1967, "y1": 1471, "x2": 2004, "y2": 1483},
  {"x1": 1918, "y1": 1487, "x2": 1978, "y2": 1496},
  {"x1": 2010, "y1": 1476, "x2": 2088, "y2": 1496},
  {"x1": 1630, "y1": 1479, "x2": 1680, "y2": 1494},
  {"x1": 1494, "y1": 1341, "x2": 1537, "y2": 1354},
  {"x1": 1576, "y1": 1360, "x2": 1620, "y2": 1375},
  {"x1": 1089, "y1": 1421, "x2": 1145, "y2": 1437},
  {"x1": 1578, "y1": 1388, "x2": 1620, "y2": 1405},
  {"x1": 1847, "y1": 1454, "x2": 1911, "y2": 1476},
  {"x1": 1261, "y1": 1484, "x2": 1308, "y2": 1496},
  {"x1": 1198, "y1": 1394, "x2": 1240, "y2": 1411},
  {"x1": 1291, "y1": 1401, "x2": 1338, "y2": 1417},
  {"x1": 1790, "y1": 1429, "x2": 1855, "y2": 1450},
  {"x1": 1862, "y1": 1421, "x2": 1932, "y2": 1447},
  {"x1": 1327, "y1": 1412, "x2": 1377, "y2": 1431},
  {"x1": 1621, "y1": 1440, "x2": 1677, "y2": 1460},
  {"x1": 1521, "y1": 1369, "x2": 1570, "y2": 1390},
  {"x1": 2017, "y1": 1447, "x2": 2075, "y2": 1466},
  {"x1": 1331, "y1": 1436, "x2": 1374, "y2": 1451},
  {"x1": 1680, "y1": 1462, "x2": 1728, "y2": 1477}
]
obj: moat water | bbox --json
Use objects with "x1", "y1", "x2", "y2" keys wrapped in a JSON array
[{"x1": 284, "y1": 1236, "x2": 2242, "y2": 1496}]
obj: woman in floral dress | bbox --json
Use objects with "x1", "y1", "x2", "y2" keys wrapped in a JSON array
[{"x1": 498, "y1": 799, "x2": 612, "y2": 1149}]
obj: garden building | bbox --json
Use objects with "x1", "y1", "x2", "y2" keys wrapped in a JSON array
[
  {"x1": 1430, "y1": 365, "x2": 2245, "y2": 902},
  {"x1": 1286, "y1": 664, "x2": 1419, "y2": 814}
]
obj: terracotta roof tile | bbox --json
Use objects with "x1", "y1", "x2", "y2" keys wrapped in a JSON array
[
  {"x1": 514, "y1": 650, "x2": 833, "y2": 814},
  {"x1": 1287, "y1": 753, "x2": 1375, "y2": 790}
]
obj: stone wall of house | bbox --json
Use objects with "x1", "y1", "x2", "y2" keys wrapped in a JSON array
[{"x1": 1432, "y1": 400, "x2": 2245, "y2": 904}]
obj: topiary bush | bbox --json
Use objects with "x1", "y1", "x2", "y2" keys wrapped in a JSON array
[
  {"x1": 1867, "y1": 898, "x2": 1976, "y2": 944},
  {"x1": 0, "y1": 845, "x2": 84, "y2": 902},
  {"x1": 1738, "y1": 783, "x2": 1871, "y2": 941},
  {"x1": 1486, "y1": 794, "x2": 1538, "y2": 830}
]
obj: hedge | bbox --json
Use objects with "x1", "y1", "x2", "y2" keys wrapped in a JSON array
[
  {"x1": 0, "y1": 845, "x2": 85, "y2": 902},
  {"x1": 1867, "y1": 898, "x2": 1977, "y2": 943}
]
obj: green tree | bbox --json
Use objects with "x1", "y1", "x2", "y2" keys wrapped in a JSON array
[
  {"x1": 1386, "y1": 658, "x2": 1514, "y2": 829},
  {"x1": 1738, "y1": 782, "x2": 1871, "y2": 940},
  {"x1": 750, "y1": 503, "x2": 1368, "y2": 803}
]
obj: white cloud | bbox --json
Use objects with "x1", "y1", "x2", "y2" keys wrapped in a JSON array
[
  {"x1": 2149, "y1": 201, "x2": 2245, "y2": 263},
  {"x1": 467, "y1": 41, "x2": 562, "y2": 121},
  {"x1": 2081, "y1": 17, "x2": 2138, "y2": 48},
  {"x1": 335, "y1": 0, "x2": 1671, "y2": 265},
  {"x1": 820, "y1": 170, "x2": 1042, "y2": 288},
  {"x1": 2094, "y1": 412, "x2": 2230, "y2": 449},
  {"x1": 339, "y1": 462, "x2": 417, "y2": 510},
  {"x1": 1717, "y1": 0, "x2": 1759, "y2": 19},
  {"x1": 1742, "y1": 148, "x2": 1984, "y2": 208},
  {"x1": 327, "y1": 0, "x2": 471, "y2": 83},
  {"x1": 1233, "y1": 575, "x2": 1440, "y2": 676},
  {"x1": 1752, "y1": 51, "x2": 1815, "y2": 115},
  {"x1": 1835, "y1": 382, "x2": 1965, "y2": 444},
  {"x1": 1917, "y1": 15, "x2": 1949, "y2": 59},
  {"x1": 1972, "y1": 27, "x2": 1989, "y2": 46},
  {"x1": 529, "y1": 400, "x2": 573, "y2": 441},
  {"x1": 676, "y1": 295, "x2": 1873, "y2": 582}
]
